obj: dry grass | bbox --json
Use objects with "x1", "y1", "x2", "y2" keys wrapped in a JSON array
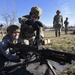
[{"x1": 44, "y1": 30, "x2": 75, "y2": 53}]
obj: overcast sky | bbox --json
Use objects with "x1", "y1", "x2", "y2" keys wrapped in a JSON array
[{"x1": 0, "y1": 0, "x2": 75, "y2": 27}]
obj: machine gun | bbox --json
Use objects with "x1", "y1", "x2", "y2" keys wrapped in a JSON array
[
  {"x1": 1, "y1": 44, "x2": 75, "y2": 75},
  {"x1": 14, "y1": 44, "x2": 75, "y2": 64}
]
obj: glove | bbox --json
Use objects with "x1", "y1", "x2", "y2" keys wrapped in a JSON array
[
  {"x1": 9, "y1": 55, "x2": 20, "y2": 62},
  {"x1": 38, "y1": 43, "x2": 44, "y2": 50}
]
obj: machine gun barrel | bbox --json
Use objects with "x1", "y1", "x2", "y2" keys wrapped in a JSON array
[
  {"x1": 40, "y1": 48, "x2": 75, "y2": 64},
  {"x1": 15, "y1": 44, "x2": 75, "y2": 64}
]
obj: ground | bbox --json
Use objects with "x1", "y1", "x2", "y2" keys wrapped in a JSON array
[{"x1": 44, "y1": 30, "x2": 75, "y2": 75}]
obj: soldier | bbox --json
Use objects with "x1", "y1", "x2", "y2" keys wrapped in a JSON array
[
  {"x1": 64, "y1": 17, "x2": 69, "y2": 34},
  {"x1": 0, "y1": 24, "x2": 4, "y2": 36},
  {"x1": 18, "y1": 6, "x2": 55, "y2": 75},
  {"x1": 0, "y1": 25, "x2": 21, "y2": 62},
  {"x1": 53, "y1": 10, "x2": 63, "y2": 37},
  {"x1": 18, "y1": 6, "x2": 44, "y2": 46},
  {"x1": 0, "y1": 25, "x2": 34, "y2": 75}
]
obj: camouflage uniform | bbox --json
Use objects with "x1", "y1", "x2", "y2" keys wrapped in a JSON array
[
  {"x1": 53, "y1": 10, "x2": 63, "y2": 37},
  {"x1": 64, "y1": 17, "x2": 69, "y2": 34},
  {"x1": 19, "y1": 6, "x2": 44, "y2": 45},
  {"x1": 17, "y1": 6, "x2": 54, "y2": 75}
]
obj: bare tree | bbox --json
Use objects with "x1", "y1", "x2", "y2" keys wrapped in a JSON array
[
  {"x1": 1, "y1": 0, "x2": 17, "y2": 26},
  {"x1": 2, "y1": 11, "x2": 9, "y2": 26}
]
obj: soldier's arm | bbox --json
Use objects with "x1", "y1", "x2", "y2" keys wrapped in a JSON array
[
  {"x1": 68, "y1": 21, "x2": 69, "y2": 24},
  {"x1": 53, "y1": 16, "x2": 56, "y2": 27},
  {"x1": 33, "y1": 21, "x2": 44, "y2": 45},
  {"x1": 61, "y1": 15, "x2": 63, "y2": 26},
  {"x1": 18, "y1": 15, "x2": 29, "y2": 25},
  {"x1": 0, "y1": 39, "x2": 20, "y2": 62},
  {"x1": 64, "y1": 20, "x2": 65, "y2": 24}
]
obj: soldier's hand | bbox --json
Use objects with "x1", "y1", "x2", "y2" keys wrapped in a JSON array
[{"x1": 15, "y1": 43, "x2": 21, "y2": 48}]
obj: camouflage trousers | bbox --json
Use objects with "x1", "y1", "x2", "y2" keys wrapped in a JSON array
[
  {"x1": 65, "y1": 26, "x2": 68, "y2": 34},
  {"x1": 54, "y1": 27, "x2": 61, "y2": 37}
]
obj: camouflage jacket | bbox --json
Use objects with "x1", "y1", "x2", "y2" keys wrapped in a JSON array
[
  {"x1": 64, "y1": 20, "x2": 69, "y2": 26},
  {"x1": 53, "y1": 15, "x2": 63, "y2": 27},
  {"x1": 19, "y1": 15, "x2": 44, "y2": 45}
]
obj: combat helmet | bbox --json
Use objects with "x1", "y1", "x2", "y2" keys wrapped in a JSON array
[
  {"x1": 66, "y1": 17, "x2": 68, "y2": 20},
  {"x1": 7, "y1": 25, "x2": 20, "y2": 33},
  {"x1": 30, "y1": 6, "x2": 42, "y2": 19},
  {"x1": 56, "y1": 10, "x2": 61, "y2": 13}
]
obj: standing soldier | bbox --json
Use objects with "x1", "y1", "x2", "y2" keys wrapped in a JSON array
[
  {"x1": 18, "y1": 6, "x2": 44, "y2": 46},
  {"x1": 64, "y1": 17, "x2": 69, "y2": 34},
  {"x1": 53, "y1": 10, "x2": 63, "y2": 37}
]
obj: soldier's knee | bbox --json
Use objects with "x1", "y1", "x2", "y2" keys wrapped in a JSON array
[{"x1": 24, "y1": 39, "x2": 29, "y2": 45}]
